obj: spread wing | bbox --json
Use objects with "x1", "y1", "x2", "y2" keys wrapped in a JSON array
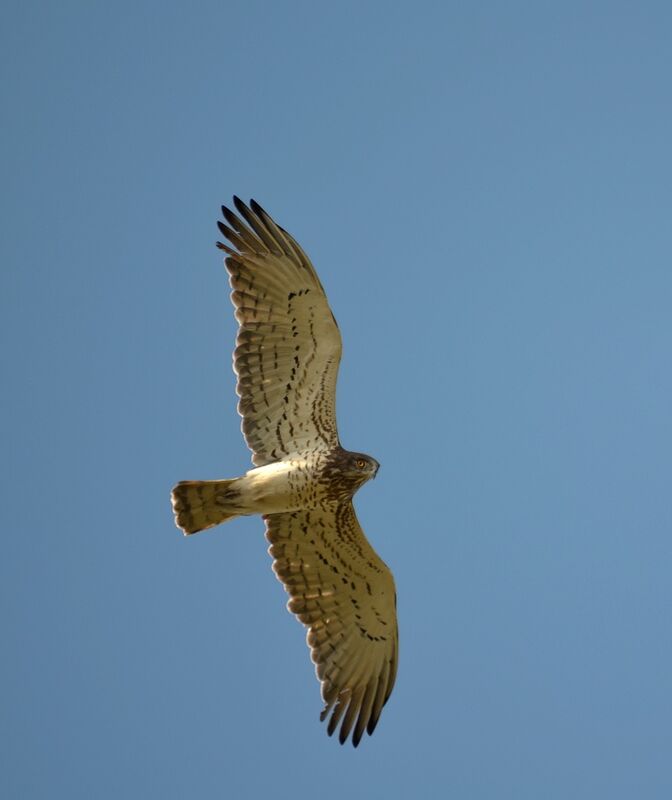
[
  {"x1": 217, "y1": 198, "x2": 342, "y2": 466},
  {"x1": 265, "y1": 503, "x2": 398, "y2": 747}
]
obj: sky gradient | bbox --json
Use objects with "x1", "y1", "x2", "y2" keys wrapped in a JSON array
[{"x1": 3, "y1": 2, "x2": 672, "y2": 798}]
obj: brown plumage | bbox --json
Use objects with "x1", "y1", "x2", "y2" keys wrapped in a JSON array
[{"x1": 171, "y1": 198, "x2": 398, "y2": 747}]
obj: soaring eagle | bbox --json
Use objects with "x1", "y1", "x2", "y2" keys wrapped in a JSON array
[{"x1": 171, "y1": 198, "x2": 398, "y2": 747}]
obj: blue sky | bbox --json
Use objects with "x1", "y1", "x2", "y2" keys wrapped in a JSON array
[{"x1": 2, "y1": 1, "x2": 672, "y2": 797}]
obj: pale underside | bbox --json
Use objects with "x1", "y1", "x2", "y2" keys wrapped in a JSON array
[{"x1": 216, "y1": 198, "x2": 398, "y2": 746}]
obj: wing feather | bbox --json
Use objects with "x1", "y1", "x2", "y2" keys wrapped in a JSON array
[
  {"x1": 217, "y1": 199, "x2": 342, "y2": 466},
  {"x1": 353, "y1": 678, "x2": 377, "y2": 747},
  {"x1": 265, "y1": 503, "x2": 398, "y2": 747}
]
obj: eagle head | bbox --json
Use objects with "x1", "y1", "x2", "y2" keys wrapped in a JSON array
[
  {"x1": 348, "y1": 451, "x2": 379, "y2": 477},
  {"x1": 341, "y1": 450, "x2": 380, "y2": 488},
  {"x1": 321, "y1": 448, "x2": 380, "y2": 501}
]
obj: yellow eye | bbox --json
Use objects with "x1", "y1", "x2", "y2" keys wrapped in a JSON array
[{"x1": 356, "y1": 458, "x2": 366, "y2": 469}]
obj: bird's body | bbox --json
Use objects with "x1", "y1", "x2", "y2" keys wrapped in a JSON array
[
  {"x1": 171, "y1": 198, "x2": 397, "y2": 747},
  {"x1": 174, "y1": 448, "x2": 374, "y2": 524}
]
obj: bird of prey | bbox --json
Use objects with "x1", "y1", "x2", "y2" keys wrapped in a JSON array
[{"x1": 171, "y1": 198, "x2": 398, "y2": 747}]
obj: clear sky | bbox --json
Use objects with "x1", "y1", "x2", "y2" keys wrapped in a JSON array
[{"x1": 2, "y1": 1, "x2": 672, "y2": 797}]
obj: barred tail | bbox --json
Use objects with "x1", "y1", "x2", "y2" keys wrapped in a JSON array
[{"x1": 171, "y1": 479, "x2": 242, "y2": 535}]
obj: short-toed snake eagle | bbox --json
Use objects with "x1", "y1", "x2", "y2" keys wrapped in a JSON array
[{"x1": 171, "y1": 198, "x2": 398, "y2": 747}]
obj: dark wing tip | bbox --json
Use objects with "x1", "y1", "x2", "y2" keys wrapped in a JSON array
[
  {"x1": 221, "y1": 204, "x2": 241, "y2": 228},
  {"x1": 249, "y1": 198, "x2": 269, "y2": 219},
  {"x1": 217, "y1": 206, "x2": 233, "y2": 251},
  {"x1": 232, "y1": 195, "x2": 248, "y2": 216}
]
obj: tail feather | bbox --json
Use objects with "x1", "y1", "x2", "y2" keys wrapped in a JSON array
[{"x1": 171, "y1": 479, "x2": 242, "y2": 535}]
